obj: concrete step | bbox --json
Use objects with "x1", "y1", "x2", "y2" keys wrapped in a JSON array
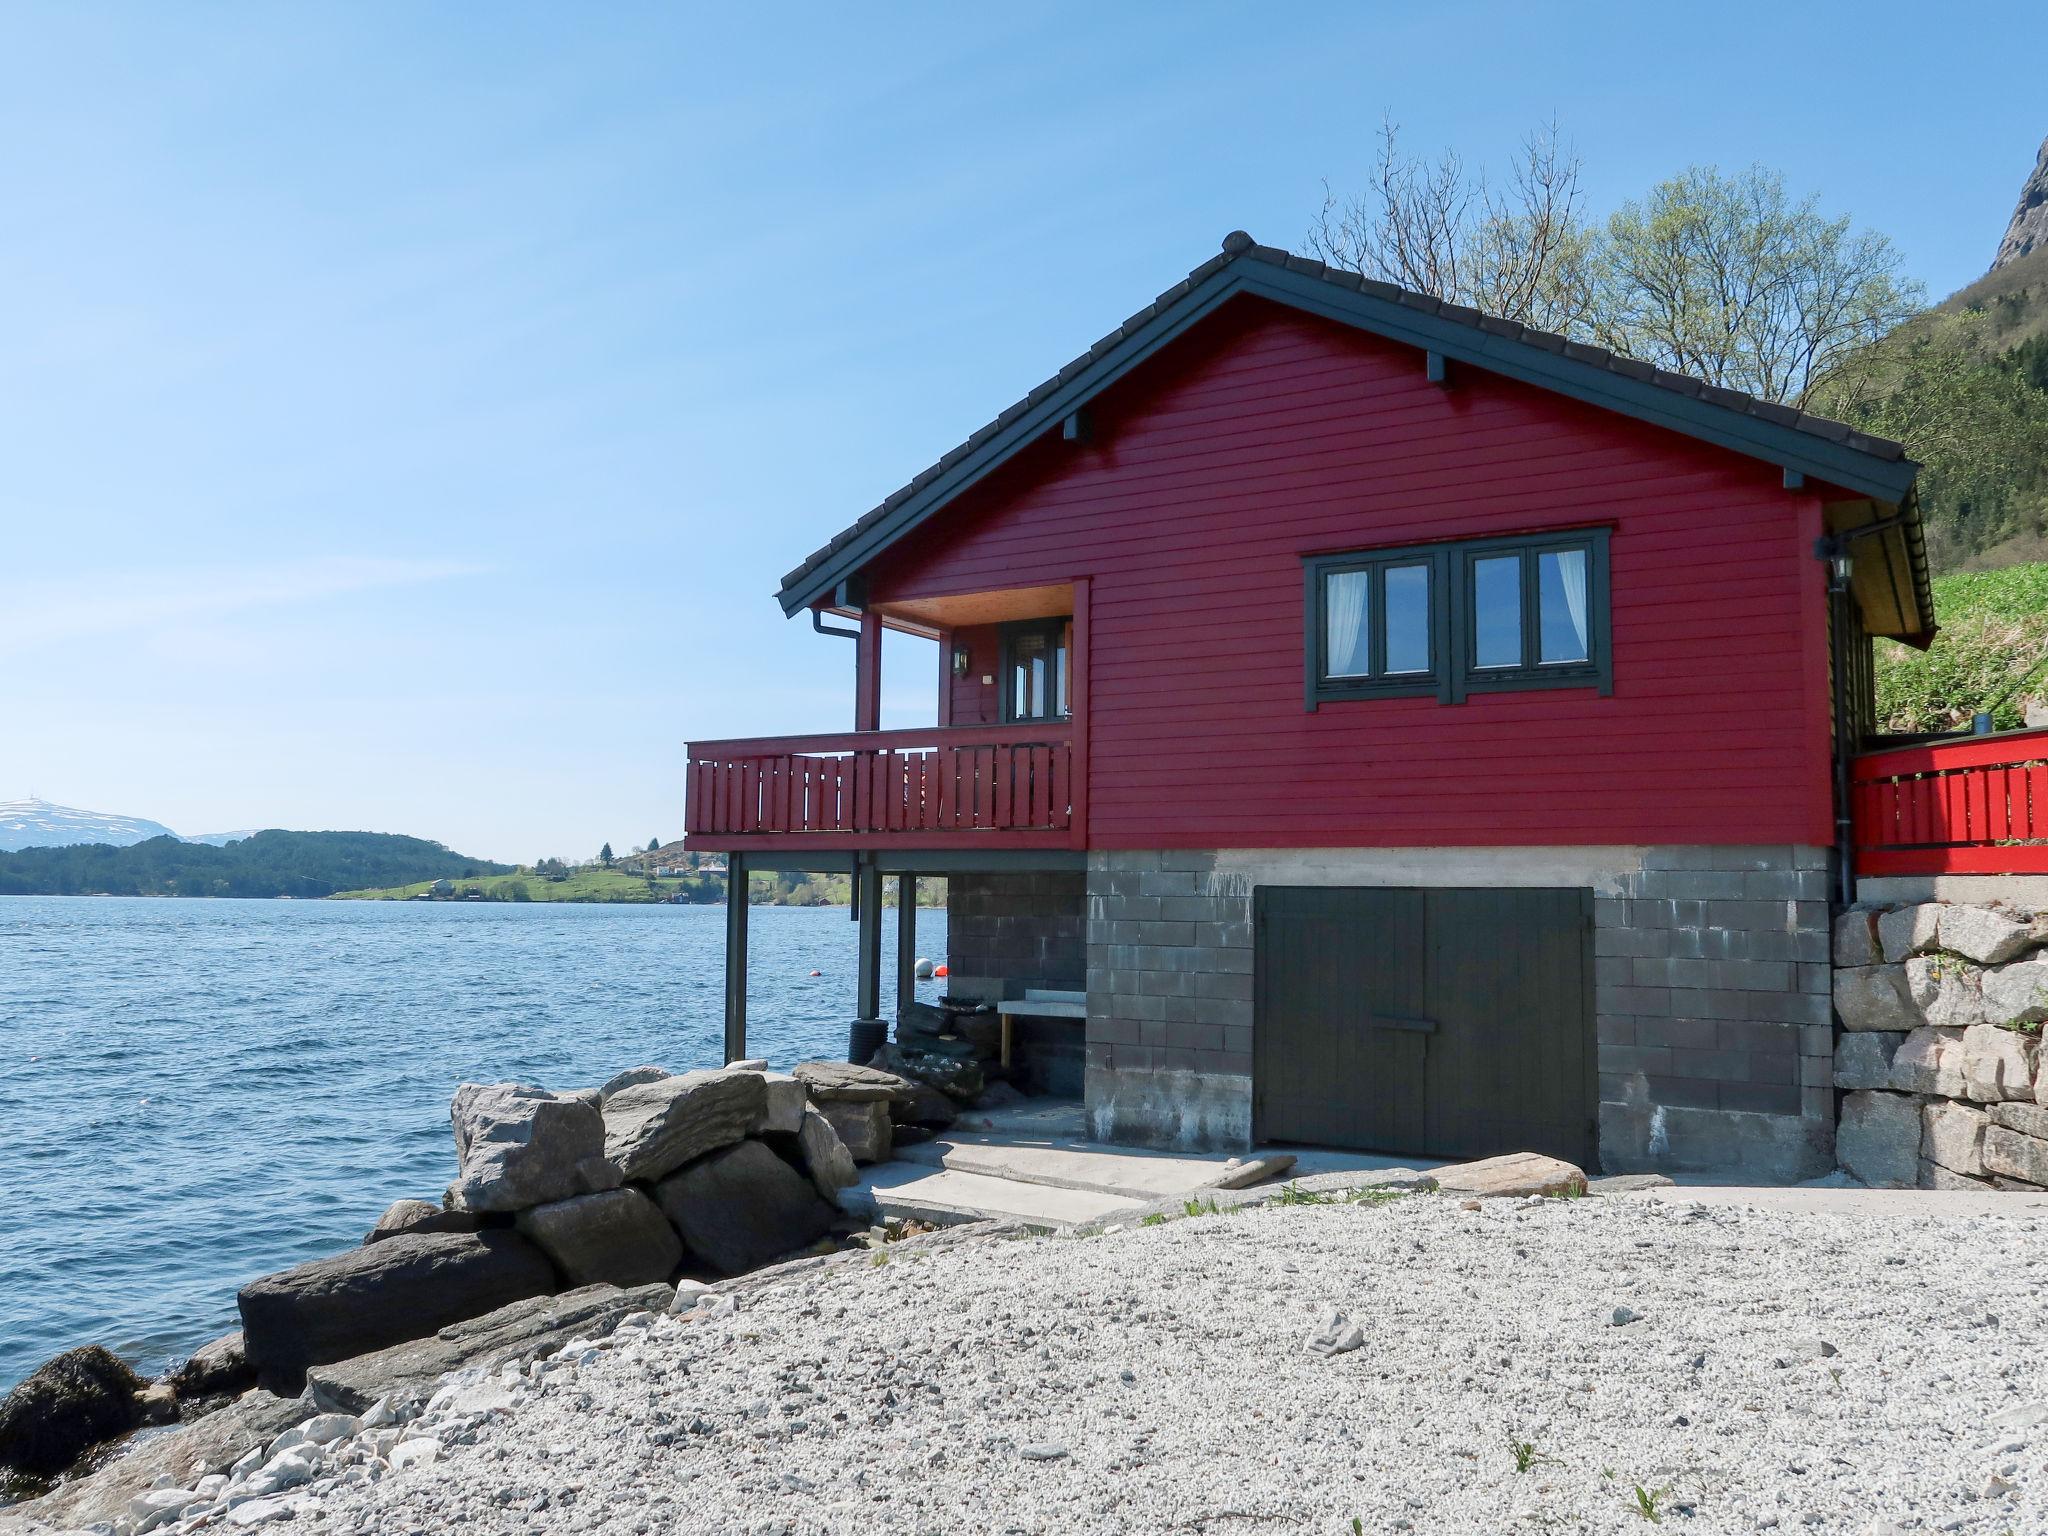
[
  {"x1": 890, "y1": 1134, "x2": 1295, "y2": 1202},
  {"x1": 844, "y1": 1164, "x2": 1145, "y2": 1229}
]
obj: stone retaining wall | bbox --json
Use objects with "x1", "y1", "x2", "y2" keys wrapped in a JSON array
[{"x1": 1832, "y1": 900, "x2": 2048, "y2": 1189}]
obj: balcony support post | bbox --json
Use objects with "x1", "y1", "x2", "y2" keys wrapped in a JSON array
[
  {"x1": 849, "y1": 855, "x2": 885, "y2": 1063},
  {"x1": 855, "y1": 610, "x2": 883, "y2": 732},
  {"x1": 895, "y1": 872, "x2": 918, "y2": 1016},
  {"x1": 722, "y1": 852, "x2": 748, "y2": 1064}
]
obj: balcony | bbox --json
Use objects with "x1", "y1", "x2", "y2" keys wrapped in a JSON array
[
  {"x1": 685, "y1": 722, "x2": 1081, "y2": 851},
  {"x1": 1852, "y1": 726, "x2": 2048, "y2": 876}
]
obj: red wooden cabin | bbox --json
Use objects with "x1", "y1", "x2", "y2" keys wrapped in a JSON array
[{"x1": 687, "y1": 232, "x2": 1940, "y2": 1179}]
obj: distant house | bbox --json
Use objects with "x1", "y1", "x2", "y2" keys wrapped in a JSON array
[
  {"x1": 428, "y1": 878, "x2": 454, "y2": 897},
  {"x1": 685, "y1": 231, "x2": 1937, "y2": 1182}
]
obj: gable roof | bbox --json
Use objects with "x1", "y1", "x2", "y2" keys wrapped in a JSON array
[{"x1": 778, "y1": 232, "x2": 1929, "y2": 638}]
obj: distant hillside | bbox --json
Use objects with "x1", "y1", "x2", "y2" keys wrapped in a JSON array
[
  {"x1": 0, "y1": 798, "x2": 180, "y2": 852},
  {"x1": 0, "y1": 831, "x2": 512, "y2": 899}
]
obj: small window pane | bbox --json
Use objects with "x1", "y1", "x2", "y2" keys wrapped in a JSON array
[
  {"x1": 1323, "y1": 570, "x2": 1371, "y2": 678},
  {"x1": 1383, "y1": 563, "x2": 1431, "y2": 674},
  {"x1": 1538, "y1": 548, "x2": 1590, "y2": 663},
  {"x1": 1473, "y1": 555, "x2": 1522, "y2": 668}
]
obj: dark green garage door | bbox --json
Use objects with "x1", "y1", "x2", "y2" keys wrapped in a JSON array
[{"x1": 1253, "y1": 886, "x2": 1595, "y2": 1166}]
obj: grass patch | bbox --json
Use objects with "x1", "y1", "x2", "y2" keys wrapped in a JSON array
[
  {"x1": 1272, "y1": 1183, "x2": 1336, "y2": 1206},
  {"x1": 1876, "y1": 561, "x2": 2048, "y2": 731},
  {"x1": 335, "y1": 868, "x2": 698, "y2": 903}
]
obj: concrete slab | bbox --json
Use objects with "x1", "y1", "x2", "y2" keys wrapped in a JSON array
[
  {"x1": 843, "y1": 1165, "x2": 1143, "y2": 1229},
  {"x1": 889, "y1": 1135, "x2": 1294, "y2": 1201}
]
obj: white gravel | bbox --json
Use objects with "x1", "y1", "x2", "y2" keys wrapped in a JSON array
[{"x1": 152, "y1": 1192, "x2": 2048, "y2": 1533}]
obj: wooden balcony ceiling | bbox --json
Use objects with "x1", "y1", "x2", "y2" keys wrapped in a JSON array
[{"x1": 868, "y1": 582, "x2": 1073, "y2": 631}]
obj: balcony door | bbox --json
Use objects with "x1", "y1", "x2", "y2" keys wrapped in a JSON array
[{"x1": 1001, "y1": 618, "x2": 1072, "y2": 724}]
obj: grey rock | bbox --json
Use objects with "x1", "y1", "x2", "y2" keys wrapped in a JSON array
[
  {"x1": 1837, "y1": 1090, "x2": 1923, "y2": 1188},
  {"x1": 1585, "y1": 1173, "x2": 1675, "y2": 1194},
  {"x1": 1959, "y1": 1023, "x2": 2038, "y2": 1102},
  {"x1": 1982, "y1": 955, "x2": 2048, "y2": 1027},
  {"x1": 3, "y1": 1390, "x2": 302, "y2": 1532},
  {"x1": 1878, "y1": 903, "x2": 1943, "y2": 964},
  {"x1": 1834, "y1": 966, "x2": 1919, "y2": 1032},
  {"x1": 167, "y1": 1330, "x2": 253, "y2": 1402},
  {"x1": 652, "y1": 1139, "x2": 838, "y2": 1278},
  {"x1": 1991, "y1": 1100, "x2": 2048, "y2": 1139},
  {"x1": 602, "y1": 1069, "x2": 765, "y2": 1184},
  {"x1": 1611, "y1": 1306, "x2": 1641, "y2": 1326},
  {"x1": 795, "y1": 1106, "x2": 859, "y2": 1197},
  {"x1": 237, "y1": 1229, "x2": 557, "y2": 1394},
  {"x1": 1833, "y1": 1030, "x2": 1908, "y2": 1091},
  {"x1": 0, "y1": 1345, "x2": 143, "y2": 1478},
  {"x1": 1940, "y1": 905, "x2": 2036, "y2": 966},
  {"x1": 792, "y1": 1059, "x2": 916, "y2": 1104},
  {"x1": 363, "y1": 1198, "x2": 481, "y2": 1246},
  {"x1": 758, "y1": 1071, "x2": 807, "y2": 1136},
  {"x1": 972, "y1": 1080, "x2": 1027, "y2": 1112},
  {"x1": 303, "y1": 1283, "x2": 672, "y2": 1415},
  {"x1": 1833, "y1": 908, "x2": 1882, "y2": 968},
  {"x1": 1889, "y1": 1028, "x2": 1968, "y2": 1098},
  {"x1": 1921, "y1": 1100, "x2": 1990, "y2": 1177},
  {"x1": 1018, "y1": 1442, "x2": 1069, "y2": 1461},
  {"x1": 1918, "y1": 1157, "x2": 1993, "y2": 1191},
  {"x1": 727, "y1": 1057, "x2": 769, "y2": 1071},
  {"x1": 1984, "y1": 1125, "x2": 2048, "y2": 1185},
  {"x1": 1995, "y1": 134, "x2": 2048, "y2": 270},
  {"x1": 870, "y1": 1042, "x2": 985, "y2": 1102},
  {"x1": 598, "y1": 1065, "x2": 672, "y2": 1103},
  {"x1": 446, "y1": 1083, "x2": 617, "y2": 1213},
  {"x1": 895, "y1": 1079, "x2": 960, "y2": 1128},
  {"x1": 514, "y1": 1187, "x2": 682, "y2": 1288},
  {"x1": 819, "y1": 1098, "x2": 893, "y2": 1164},
  {"x1": 1906, "y1": 956, "x2": 1985, "y2": 1030},
  {"x1": 1304, "y1": 1310, "x2": 1365, "y2": 1357}
]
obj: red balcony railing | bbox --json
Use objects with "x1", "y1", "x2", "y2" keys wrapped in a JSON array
[
  {"x1": 686, "y1": 723, "x2": 1078, "y2": 849},
  {"x1": 1852, "y1": 727, "x2": 2048, "y2": 876}
]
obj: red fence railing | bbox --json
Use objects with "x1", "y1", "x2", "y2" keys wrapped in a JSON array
[
  {"x1": 686, "y1": 724, "x2": 1075, "y2": 846},
  {"x1": 1852, "y1": 727, "x2": 2048, "y2": 876}
]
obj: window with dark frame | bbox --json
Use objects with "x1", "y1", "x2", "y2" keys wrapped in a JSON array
[
  {"x1": 1000, "y1": 617, "x2": 1072, "y2": 723},
  {"x1": 1304, "y1": 529, "x2": 1611, "y2": 709}
]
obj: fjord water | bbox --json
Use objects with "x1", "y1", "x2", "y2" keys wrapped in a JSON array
[{"x1": 0, "y1": 896, "x2": 946, "y2": 1393}]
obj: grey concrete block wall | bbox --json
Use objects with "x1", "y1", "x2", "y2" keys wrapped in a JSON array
[
  {"x1": 1084, "y1": 844, "x2": 1836, "y2": 1180},
  {"x1": 944, "y1": 872, "x2": 1086, "y2": 997}
]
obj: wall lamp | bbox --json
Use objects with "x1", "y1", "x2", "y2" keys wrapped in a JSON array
[{"x1": 951, "y1": 644, "x2": 972, "y2": 678}]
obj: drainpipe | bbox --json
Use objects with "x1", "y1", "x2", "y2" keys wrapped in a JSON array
[{"x1": 1815, "y1": 521, "x2": 1907, "y2": 909}]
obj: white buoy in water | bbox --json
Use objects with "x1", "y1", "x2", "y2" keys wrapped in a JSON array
[{"x1": 914, "y1": 957, "x2": 935, "y2": 979}]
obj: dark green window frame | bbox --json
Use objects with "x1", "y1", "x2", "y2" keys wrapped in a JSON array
[{"x1": 1304, "y1": 527, "x2": 1612, "y2": 710}]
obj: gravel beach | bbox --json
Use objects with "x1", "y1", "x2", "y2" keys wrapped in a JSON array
[{"x1": 88, "y1": 1191, "x2": 2048, "y2": 1534}]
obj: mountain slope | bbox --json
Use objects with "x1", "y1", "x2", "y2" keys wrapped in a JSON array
[
  {"x1": 0, "y1": 830, "x2": 513, "y2": 899},
  {"x1": 0, "y1": 798, "x2": 180, "y2": 852}
]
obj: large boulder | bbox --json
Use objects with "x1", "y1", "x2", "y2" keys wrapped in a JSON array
[
  {"x1": 599, "y1": 1065, "x2": 672, "y2": 1103},
  {"x1": 514, "y1": 1188, "x2": 682, "y2": 1288},
  {"x1": 1833, "y1": 1030, "x2": 1908, "y2": 1091},
  {"x1": 237, "y1": 1229, "x2": 556, "y2": 1394},
  {"x1": 1921, "y1": 1100, "x2": 1991, "y2": 1177},
  {"x1": 793, "y1": 1059, "x2": 916, "y2": 1105},
  {"x1": 1941, "y1": 905, "x2": 2037, "y2": 966},
  {"x1": 758, "y1": 1071, "x2": 807, "y2": 1136},
  {"x1": 819, "y1": 1098, "x2": 892, "y2": 1164},
  {"x1": 0, "y1": 1345, "x2": 144, "y2": 1479},
  {"x1": 1889, "y1": 1028, "x2": 1968, "y2": 1098},
  {"x1": 602, "y1": 1069, "x2": 765, "y2": 1184},
  {"x1": 1983, "y1": 955, "x2": 2048, "y2": 1028},
  {"x1": 1959, "y1": 1023, "x2": 2038, "y2": 1102},
  {"x1": 166, "y1": 1331, "x2": 253, "y2": 1403},
  {"x1": 653, "y1": 1140, "x2": 839, "y2": 1277},
  {"x1": 1906, "y1": 956, "x2": 1985, "y2": 1030},
  {"x1": 795, "y1": 1107, "x2": 859, "y2": 1198},
  {"x1": 1834, "y1": 966, "x2": 1919, "y2": 1032},
  {"x1": 894, "y1": 1080, "x2": 960, "y2": 1129},
  {"x1": 304, "y1": 1283, "x2": 672, "y2": 1415},
  {"x1": 1984, "y1": 1125, "x2": 2048, "y2": 1186},
  {"x1": 1993, "y1": 1100, "x2": 2048, "y2": 1139},
  {"x1": 364, "y1": 1198, "x2": 481, "y2": 1245},
  {"x1": 1878, "y1": 903, "x2": 1943, "y2": 963},
  {"x1": 1833, "y1": 908, "x2": 1882, "y2": 968},
  {"x1": 1433, "y1": 1152, "x2": 1586, "y2": 1199},
  {"x1": 446, "y1": 1083, "x2": 617, "y2": 1213},
  {"x1": 1837, "y1": 1090, "x2": 1923, "y2": 1188},
  {"x1": 870, "y1": 1043, "x2": 985, "y2": 1102}
]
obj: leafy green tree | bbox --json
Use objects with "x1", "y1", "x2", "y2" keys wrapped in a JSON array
[
  {"x1": 599, "y1": 842, "x2": 614, "y2": 867},
  {"x1": 646, "y1": 837, "x2": 661, "y2": 853}
]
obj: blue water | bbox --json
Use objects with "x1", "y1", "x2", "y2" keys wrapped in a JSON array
[{"x1": 0, "y1": 896, "x2": 946, "y2": 1393}]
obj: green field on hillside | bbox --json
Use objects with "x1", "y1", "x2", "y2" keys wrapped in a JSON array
[
  {"x1": 333, "y1": 868, "x2": 715, "y2": 903},
  {"x1": 1876, "y1": 561, "x2": 2048, "y2": 733}
]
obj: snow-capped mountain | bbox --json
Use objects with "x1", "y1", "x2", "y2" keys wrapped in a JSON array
[{"x1": 0, "y1": 798, "x2": 182, "y2": 852}]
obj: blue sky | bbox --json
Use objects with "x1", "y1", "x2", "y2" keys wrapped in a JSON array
[{"x1": 3, "y1": 2, "x2": 2042, "y2": 862}]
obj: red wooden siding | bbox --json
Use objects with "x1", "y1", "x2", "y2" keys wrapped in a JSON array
[
  {"x1": 1852, "y1": 729, "x2": 2048, "y2": 876},
  {"x1": 944, "y1": 624, "x2": 1003, "y2": 726},
  {"x1": 863, "y1": 296, "x2": 1835, "y2": 850}
]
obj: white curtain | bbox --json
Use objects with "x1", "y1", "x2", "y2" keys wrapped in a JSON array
[
  {"x1": 1325, "y1": 571, "x2": 1369, "y2": 676},
  {"x1": 1554, "y1": 548, "x2": 1589, "y2": 660}
]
